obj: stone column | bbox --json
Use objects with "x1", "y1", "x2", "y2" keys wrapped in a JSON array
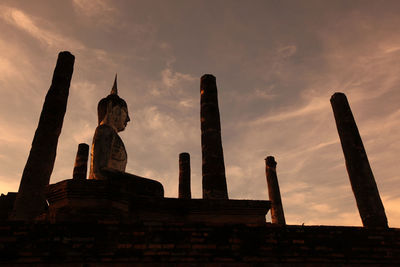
[
  {"x1": 11, "y1": 51, "x2": 75, "y2": 221},
  {"x1": 265, "y1": 156, "x2": 286, "y2": 225},
  {"x1": 73, "y1": 143, "x2": 89, "y2": 180},
  {"x1": 178, "y1": 152, "x2": 191, "y2": 199},
  {"x1": 200, "y1": 74, "x2": 228, "y2": 199},
  {"x1": 331, "y1": 92, "x2": 388, "y2": 228}
]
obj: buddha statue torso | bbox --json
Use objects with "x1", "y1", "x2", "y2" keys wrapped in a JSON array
[{"x1": 89, "y1": 124, "x2": 127, "y2": 180}]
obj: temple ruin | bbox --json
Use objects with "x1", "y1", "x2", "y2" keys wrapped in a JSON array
[
  {"x1": 265, "y1": 156, "x2": 286, "y2": 225},
  {"x1": 0, "y1": 51, "x2": 398, "y2": 265},
  {"x1": 331, "y1": 93, "x2": 388, "y2": 228}
]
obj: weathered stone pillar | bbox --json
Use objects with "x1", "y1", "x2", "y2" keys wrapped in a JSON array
[
  {"x1": 331, "y1": 92, "x2": 388, "y2": 228},
  {"x1": 265, "y1": 156, "x2": 286, "y2": 225},
  {"x1": 178, "y1": 152, "x2": 191, "y2": 199},
  {"x1": 73, "y1": 143, "x2": 89, "y2": 180},
  {"x1": 11, "y1": 51, "x2": 75, "y2": 221},
  {"x1": 200, "y1": 74, "x2": 228, "y2": 199}
]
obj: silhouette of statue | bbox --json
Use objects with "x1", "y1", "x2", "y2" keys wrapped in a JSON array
[{"x1": 89, "y1": 75, "x2": 164, "y2": 197}]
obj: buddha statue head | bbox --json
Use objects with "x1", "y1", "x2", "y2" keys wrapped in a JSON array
[{"x1": 97, "y1": 74, "x2": 130, "y2": 132}]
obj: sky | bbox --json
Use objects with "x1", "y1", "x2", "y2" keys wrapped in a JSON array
[{"x1": 0, "y1": 0, "x2": 400, "y2": 227}]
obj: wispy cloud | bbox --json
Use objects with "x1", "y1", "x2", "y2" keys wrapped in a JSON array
[
  {"x1": 249, "y1": 95, "x2": 329, "y2": 125},
  {"x1": 72, "y1": 0, "x2": 115, "y2": 17},
  {"x1": 161, "y1": 68, "x2": 196, "y2": 89},
  {"x1": 0, "y1": 6, "x2": 84, "y2": 50}
]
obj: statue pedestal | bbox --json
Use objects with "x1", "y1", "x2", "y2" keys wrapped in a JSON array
[
  {"x1": 47, "y1": 179, "x2": 270, "y2": 225},
  {"x1": 47, "y1": 179, "x2": 133, "y2": 222}
]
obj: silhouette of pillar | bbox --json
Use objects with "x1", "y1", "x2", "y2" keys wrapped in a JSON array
[
  {"x1": 73, "y1": 143, "x2": 89, "y2": 180},
  {"x1": 178, "y1": 152, "x2": 191, "y2": 199},
  {"x1": 265, "y1": 156, "x2": 286, "y2": 225},
  {"x1": 200, "y1": 74, "x2": 228, "y2": 199},
  {"x1": 11, "y1": 51, "x2": 75, "y2": 221},
  {"x1": 331, "y1": 92, "x2": 388, "y2": 228}
]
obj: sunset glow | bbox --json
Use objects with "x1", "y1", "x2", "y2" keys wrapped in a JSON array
[{"x1": 1, "y1": 0, "x2": 400, "y2": 227}]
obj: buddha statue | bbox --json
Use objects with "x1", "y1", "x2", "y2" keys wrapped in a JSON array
[{"x1": 89, "y1": 75, "x2": 164, "y2": 197}]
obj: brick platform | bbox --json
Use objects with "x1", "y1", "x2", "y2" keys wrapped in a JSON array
[
  {"x1": 47, "y1": 179, "x2": 270, "y2": 225},
  {"x1": 0, "y1": 222, "x2": 399, "y2": 266}
]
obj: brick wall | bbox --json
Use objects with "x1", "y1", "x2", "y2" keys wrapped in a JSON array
[{"x1": 1, "y1": 222, "x2": 399, "y2": 266}]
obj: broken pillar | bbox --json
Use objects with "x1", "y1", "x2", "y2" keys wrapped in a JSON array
[
  {"x1": 330, "y1": 92, "x2": 388, "y2": 228},
  {"x1": 265, "y1": 156, "x2": 286, "y2": 225},
  {"x1": 73, "y1": 143, "x2": 89, "y2": 180},
  {"x1": 200, "y1": 74, "x2": 228, "y2": 199},
  {"x1": 11, "y1": 51, "x2": 75, "y2": 221},
  {"x1": 178, "y1": 152, "x2": 191, "y2": 199}
]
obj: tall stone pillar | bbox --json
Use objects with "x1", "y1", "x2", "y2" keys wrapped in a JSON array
[
  {"x1": 178, "y1": 152, "x2": 191, "y2": 199},
  {"x1": 200, "y1": 74, "x2": 228, "y2": 199},
  {"x1": 11, "y1": 51, "x2": 75, "y2": 221},
  {"x1": 73, "y1": 143, "x2": 89, "y2": 180},
  {"x1": 330, "y1": 92, "x2": 388, "y2": 228},
  {"x1": 265, "y1": 156, "x2": 286, "y2": 225}
]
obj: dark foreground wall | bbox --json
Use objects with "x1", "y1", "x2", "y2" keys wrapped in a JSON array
[{"x1": 0, "y1": 222, "x2": 399, "y2": 266}]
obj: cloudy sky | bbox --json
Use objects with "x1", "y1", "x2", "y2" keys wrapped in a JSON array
[{"x1": 1, "y1": 0, "x2": 400, "y2": 227}]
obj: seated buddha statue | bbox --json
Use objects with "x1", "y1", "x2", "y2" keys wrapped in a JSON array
[{"x1": 89, "y1": 75, "x2": 164, "y2": 197}]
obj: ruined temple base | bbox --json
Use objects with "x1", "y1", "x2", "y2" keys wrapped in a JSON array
[
  {"x1": 47, "y1": 179, "x2": 270, "y2": 225},
  {"x1": 1, "y1": 221, "x2": 399, "y2": 266}
]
